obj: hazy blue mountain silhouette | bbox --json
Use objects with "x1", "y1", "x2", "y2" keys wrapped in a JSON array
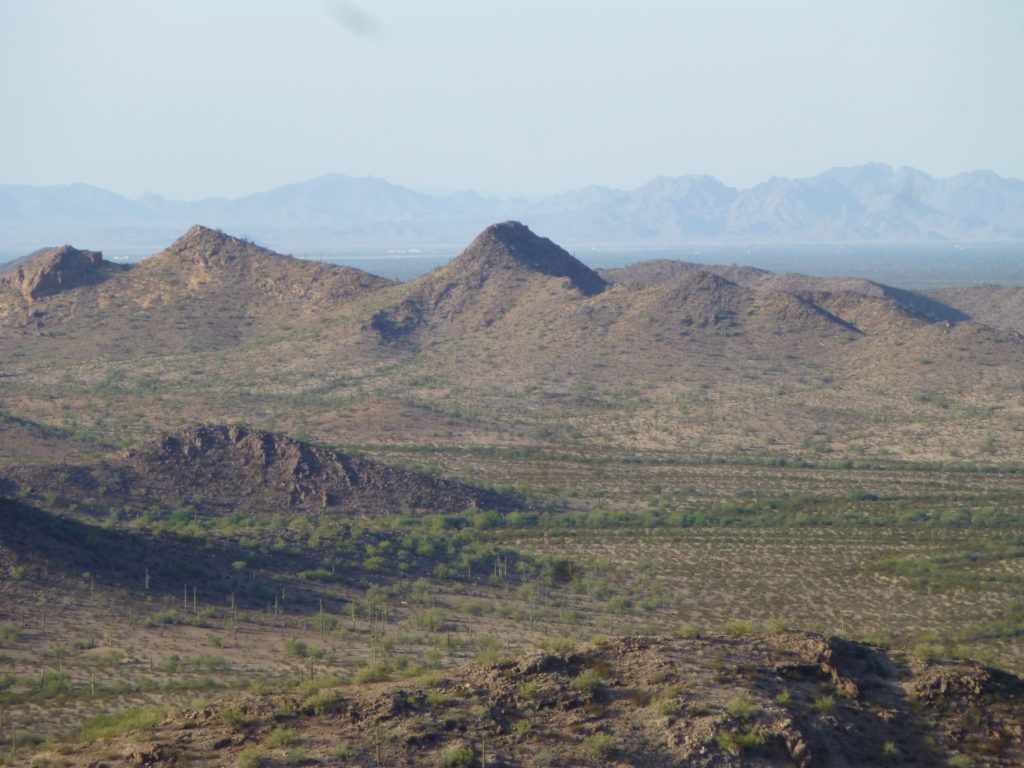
[{"x1": 2, "y1": 165, "x2": 1022, "y2": 253}]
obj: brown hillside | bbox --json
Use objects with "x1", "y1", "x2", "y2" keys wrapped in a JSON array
[
  {"x1": 610, "y1": 270, "x2": 863, "y2": 336},
  {"x1": 602, "y1": 259, "x2": 969, "y2": 326},
  {"x1": 6, "y1": 424, "x2": 521, "y2": 518},
  {"x1": 0, "y1": 225, "x2": 393, "y2": 358},
  {"x1": 43, "y1": 634, "x2": 1024, "y2": 768},
  {"x1": 925, "y1": 283, "x2": 1024, "y2": 333},
  {"x1": 600, "y1": 259, "x2": 770, "y2": 288}
]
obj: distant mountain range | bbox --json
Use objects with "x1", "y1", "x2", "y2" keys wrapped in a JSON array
[{"x1": 2, "y1": 163, "x2": 1023, "y2": 255}]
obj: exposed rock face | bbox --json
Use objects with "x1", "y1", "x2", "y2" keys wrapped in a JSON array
[
  {"x1": 0, "y1": 245, "x2": 108, "y2": 301},
  {"x1": 7, "y1": 424, "x2": 521, "y2": 518}
]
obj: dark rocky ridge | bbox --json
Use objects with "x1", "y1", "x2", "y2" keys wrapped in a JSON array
[{"x1": 6, "y1": 424, "x2": 521, "y2": 518}]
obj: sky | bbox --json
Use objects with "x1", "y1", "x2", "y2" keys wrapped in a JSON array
[{"x1": 1, "y1": 0, "x2": 1022, "y2": 201}]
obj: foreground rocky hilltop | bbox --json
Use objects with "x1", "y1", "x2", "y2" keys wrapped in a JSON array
[{"x1": 34, "y1": 633, "x2": 1024, "y2": 768}]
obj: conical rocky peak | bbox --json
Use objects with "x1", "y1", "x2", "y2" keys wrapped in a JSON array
[
  {"x1": 158, "y1": 224, "x2": 269, "y2": 266},
  {"x1": 453, "y1": 221, "x2": 607, "y2": 297}
]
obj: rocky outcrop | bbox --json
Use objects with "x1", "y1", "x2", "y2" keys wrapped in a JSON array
[{"x1": 0, "y1": 245, "x2": 109, "y2": 301}]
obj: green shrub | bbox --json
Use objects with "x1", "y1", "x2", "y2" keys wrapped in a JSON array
[
  {"x1": 265, "y1": 725, "x2": 298, "y2": 748},
  {"x1": 726, "y1": 696, "x2": 757, "y2": 720},
  {"x1": 353, "y1": 663, "x2": 391, "y2": 684},
  {"x1": 40, "y1": 671, "x2": 72, "y2": 697},
  {"x1": 674, "y1": 623, "x2": 701, "y2": 639},
  {"x1": 415, "y1": 608, "x2": 446, "y2": 632},
  {"x1": 440, "y1": 743, "x2": 475, "y2": 767},
  {"x1": 514, "y1": 718, "x2": 533, "y2": 735},
  {"x1": 190, "y1": 654, "x2": 228, "y2": 671},
  {"x1": 583, "y1": 732, "x2": 616, "y2": 758},
  {"x1": 221, "y1": 707, "x2": 246, "y2": 729},
  {"x1": 813, "y1": 695, "x2": 836, "y2": 712},
  {"x1": 715, "y1": 724, "x2": 763, "y2": 754},
  {"x1": 236, "y1": 745, "x2": 262, "y2": 768},
  {"x1": 419, "y1": 670, "x2": 447, "y2": 688},
  {"x1": 157, "y1": 654, "x2": 181, "y2": 673},
  {"x1": 0, "y1": 623, "x2": 20, "y2": 643},
  {"x1": 721, "y1": 619, "x2": 757, "y2": 635},
  {"x1": 517, "y1": 681, "x2": 538, "y2": 699},
  {"x1": 912, "y1": 642, "x2": 946, "y2": 662},
  {"x1": 94, "y1": 649, "x2": 124, "y2": 667},
  {"x1": 78, "y1": 706, "x2": 167, "y2": 741},
  {"x1": 313, "y1": 612, "x2": 338, "y2": 632},
  {"x1": 302, "y1": 689, "x2": 344, "y2": 715},
  {"x1": 569, "y1": 668, "x2": 603, "y2": 692},
  {"x1": 283, "y1": 637, "x2": 309, "y2": 657}
]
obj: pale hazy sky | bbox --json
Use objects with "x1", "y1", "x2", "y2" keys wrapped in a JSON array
[{"x1": 2, "y1": 0, "x2": 1022, "y2": 200}]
